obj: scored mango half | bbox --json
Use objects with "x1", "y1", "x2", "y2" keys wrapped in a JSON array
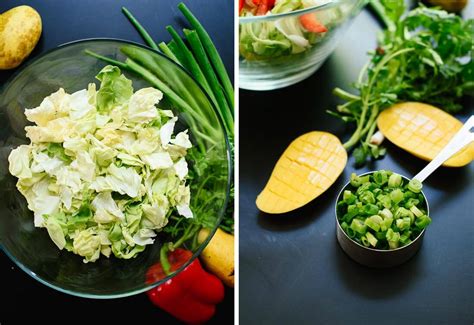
[
  {"x1": 377, "y1": 102, "x2": 474, "y2": 167},
  {"x1": 256, "y1": 131, "x2": 347, "y2": 214}
]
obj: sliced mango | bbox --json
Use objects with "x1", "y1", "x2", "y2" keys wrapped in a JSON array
[
  {"x1": 377, "y1": 102, "x2": 474, "y2": 167},
  {"x1": 256, "y1": 131, "x2": 347, "y2": 214}
]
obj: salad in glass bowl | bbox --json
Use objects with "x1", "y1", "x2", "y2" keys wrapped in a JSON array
[
  {"x1": 239, "y1": 0, "x2": 366, "y2": 90},
  {"x1": 0, "y1": 39, "x2": 230, "y2": 298}
]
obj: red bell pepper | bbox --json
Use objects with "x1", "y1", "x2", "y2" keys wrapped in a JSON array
[
  {"x1": 239, "y1": 0, "x2": 244, "y2": 14},
  {"x1": 146, "y1": 248, "x2": 225, "y2": 324},
  {"x1": 299, "y1": 13, "x2": 328, "y2": 33}
]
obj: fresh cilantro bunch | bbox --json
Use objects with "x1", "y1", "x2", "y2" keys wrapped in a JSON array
[{"x1": 330, "y1": 0, "x2": 474, "y2": 166}]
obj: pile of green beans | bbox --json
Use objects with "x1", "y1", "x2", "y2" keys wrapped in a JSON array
[{"x1": 337, "y1": 171, "x2": 431, "y2": 250}]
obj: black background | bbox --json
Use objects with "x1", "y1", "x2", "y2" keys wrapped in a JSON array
[
  {"x1": 0, "y1": 0, "x2": 234, "y2": 323},
  {"x1": 239, "y1": 3, "x2": 474, "y2": 325}
]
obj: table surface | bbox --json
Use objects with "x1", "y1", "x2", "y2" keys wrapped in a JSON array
[
  {"x1": 0, "y1": 0, "x2": 233, "y2": 323},
  {"x1": 239, "y1": 4, "x2": 474, "y2": 325}
]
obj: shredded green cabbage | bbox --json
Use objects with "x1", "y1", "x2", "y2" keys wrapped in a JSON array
[{"x1": 8, "y1": 65, "x2": 194, "y2": 263}]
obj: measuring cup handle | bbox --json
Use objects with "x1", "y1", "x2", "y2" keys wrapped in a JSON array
[{"x1": 413, "y1": 115, "x2": 474, "y2": 183}]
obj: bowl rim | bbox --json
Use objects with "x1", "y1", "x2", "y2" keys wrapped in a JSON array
[
  {"x1": 334, "y1": 171, "x2": 429, "y2": 253},
  {"x1": 0, "y1": 37, "x2": 232, "y2": 299},
  {"x1": 238, "y1": 0, "x2": 357, "y2": 23}
]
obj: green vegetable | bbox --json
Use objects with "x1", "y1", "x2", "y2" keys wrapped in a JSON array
[
  {"x1": 366, "y1": 232, "x2": 378, "y2": 247},
  {"x1": 338, "y1": 170, "x2": 430, "y2": 250},
  {"x1": 330, "y1": 2, "x2": 474, "y2": 165},
  {"x1": 121, "y1": 7, "x2": 159, "y2": 51},
  {"x1": 178, "y1": 3, "x2": 234, "y2": 110},
  {"x1": 96, "y1": 65, "x2": 133, "y2": 113},
  {"x1": 239, "y1": 0, "x2": 348, "y2": 61},
  {"x1": 86, "y1": 4, "x2": 234, "y2": 261},
  {"x1": 9, "y1": 66, "x2": 194, "y2": 263},
  {"x1": 408, "y1": 179, "x2": 422, "y2": 193}
]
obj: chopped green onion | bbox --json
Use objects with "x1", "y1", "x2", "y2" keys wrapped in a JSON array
[
  {"x1": 343, "y1": 190, "x2": 357, "y2": 204},
  {"x1": 361, "y1": 235, "x2": 370, "y2": 247},
  {"x1": 373, "y1": 170, "x2": 388, "y2": 185},
  {"x1": 379, "y1": 208, "x2": 393, "y2": 219},
  {"x1": 410, "y1": 205, "x2": 424, "y2": 218},
  {"x1": 408, "y1": 179, "x2": 423, "y2": 193},
  {"x1": 386, "y1": 228, "x2": 400, "y2": 249},
  {"x1": 350, "y1": 219, "x2": 367, "y2": 235},
  {"x1": 366, "y1": 232, "x2": 378, "y2": 247},
  {"x1": 365, "y1": 215, "x2": 383, "y2": 232},
  {"x1": 404, "y1": 198, "x2": 420, "y2": 209},
  {"x1": 390, "y1": 189, "x2": 404, "y2": 204},
  {"x1": 388, "y1": 173, "x2": 403, "y2": 188},
  {"x1": 381, "y1": 217, "x2": 393, "y2": 231},
  {"x1": 338, "y1": 170, "x2": 431, "y2": 250},
  {"x1": 376, "y1": 194, "x2": 392, "y2": 209},
  {"x1": 359, "y1": 191, "x2": 376, "y2": 204},
  {"x1": 396, "y1": 217, "x2": 411, "y2": 231},
  {"x1": 415, "y1": 215, "x2": 432, "y2": 229},
  {"x1": 341, "y1": 221, "x2": 349, "y2": 232},
  {"x1": 350, "y1": 173, "x2": 362, "y2": 187},
  {"x1": 364, "y1": 204, "x2": 379, "y2": 215},
  {"x1": 346, "y1": 227, "x2": 356, "y2": 239}
]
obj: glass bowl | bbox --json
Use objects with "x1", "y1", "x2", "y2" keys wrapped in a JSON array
[
  {"x1": 239, "y1": 0, "x2": 366, "y2": 90},
  {"x1": 335, "y1": 172, "x2": 428, "y2": 268},
  {"x1": 0, "y1": 39, "x2": 231, "y2": 298}
]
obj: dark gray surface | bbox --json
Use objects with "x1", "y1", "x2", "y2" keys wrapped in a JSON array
[
  {"x1": 239, "y1": 6, "x2": 474, "y2": 325},
  {"x1": 0, "y1": 0, "x2": 233, "y2": 323}
]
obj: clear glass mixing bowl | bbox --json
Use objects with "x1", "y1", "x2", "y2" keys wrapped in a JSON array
[{"x1": 0, "y1": 39, "x2": 231, "y2": 298}]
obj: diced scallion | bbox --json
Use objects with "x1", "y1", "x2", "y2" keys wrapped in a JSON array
[{"x1": 337, "y1": 170, "x2": 430, "y2": 250}]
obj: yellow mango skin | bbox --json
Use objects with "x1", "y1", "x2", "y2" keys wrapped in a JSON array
[
  {"x1": 198, "y1": 228, "x2": 234, "y2": 287},
  {"x1": 377, "y1": 102, "x2": 474, "y2": 167},
  {"x1": 256, "y1": 131, "x2": 347, "y2": 214},
  {"x1": 0, "y1": 6, "x2": 42, "y2": 70}
]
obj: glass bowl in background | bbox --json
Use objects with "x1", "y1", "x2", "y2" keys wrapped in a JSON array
[
  {"x1": 0, "y1": 39, "x2": 231, "y2": 298},
  {"x1": 239, "y1": 0, "x2": 366, "y2": 90}
]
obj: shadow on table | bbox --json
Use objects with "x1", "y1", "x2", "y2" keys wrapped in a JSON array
[
  {"x1": 256, "y1": 171, "x2": 348, "y2": 232},
  {"x1": 333, "y1": 237, "x2": 423, "y2": 299}
]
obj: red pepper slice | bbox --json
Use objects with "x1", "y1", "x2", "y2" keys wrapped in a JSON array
[
  {"x1": 299, "y1": 13, "x2": 328, "y2": 33},
  {"x1": 239, "y1": 0, "x2": 244, "y2": 14},
  {"x1": 252, "y1": 0, "x2": 275, "y2": 15},
  {"x1": 147, "y1": 248, "x2": 225, "y2": 324}
]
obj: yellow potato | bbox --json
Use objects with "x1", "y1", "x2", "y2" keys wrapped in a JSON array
[
  {"x1": 0, "y1": 6, "x2": 42, "y2": 70},
  {"x1": 377, "y1": 102, "x2": 474, "y2": 167},
  {"x1": 256, "y1": 131, "x2": 347, "y2": 214},
  {"x1": 198, "y1": 228, "x2": 234, "y2": 287}
]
